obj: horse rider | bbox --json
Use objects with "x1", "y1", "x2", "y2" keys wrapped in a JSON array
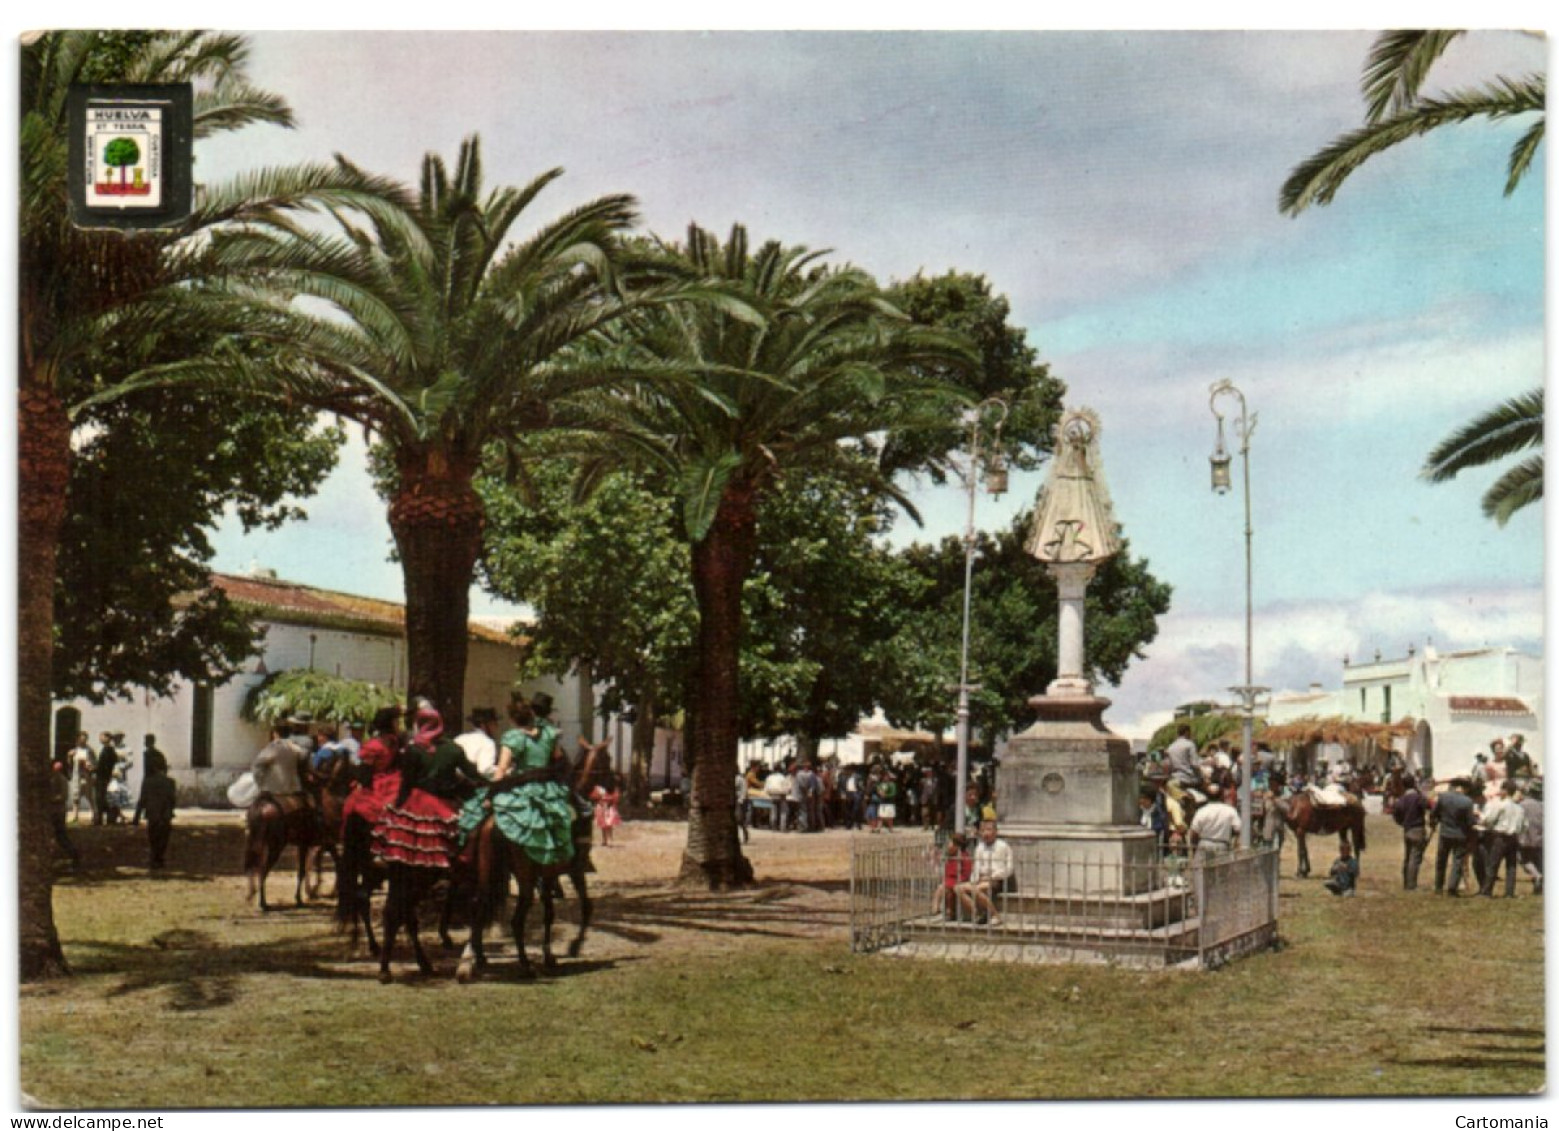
[
  {"x1": 1164, "y1": 725, "x2": 1201, "y2": 794},
  {"x1": 251, "y1": 718, "x2": 318, "y2": 835}
]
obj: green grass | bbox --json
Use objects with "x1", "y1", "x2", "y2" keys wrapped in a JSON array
[{"x1": 18, "y1": 816, "x2": 1545, "y2": 1106}]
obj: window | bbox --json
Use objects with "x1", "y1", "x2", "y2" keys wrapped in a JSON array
[
  {"x1": 1382, "y1": 684, "x2": 1392, "y2": 723},
  {"x1": 191, "y1": 683, "x2": 214, "y2": 768}
]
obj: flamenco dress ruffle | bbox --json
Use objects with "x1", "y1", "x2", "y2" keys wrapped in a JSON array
[
  {"x1": 373, "y1": 788, "x2": 460, "y2": 870},
  {"x1": 457, "y1": 780, "x2": 576, "y2": 867},
  {"x1": 341, "y1": 768, "x2": 401, "y2": 835}
]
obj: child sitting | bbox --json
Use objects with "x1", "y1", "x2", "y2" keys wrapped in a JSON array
[
  {"x1": 1323, "y1": 841, "x2": 1359, "y2": 897},
  {"x1": 934, "y1": 833, "x2": 973, "y2": 920}
]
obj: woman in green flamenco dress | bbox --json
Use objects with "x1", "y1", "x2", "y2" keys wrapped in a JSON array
[{"x1": 457, "y1": 698, "x2": 575, "y2": 866}]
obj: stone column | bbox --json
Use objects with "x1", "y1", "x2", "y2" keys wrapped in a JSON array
[{"x1": 1047, "y1": 561, "x2": 1096, "y2": 699}]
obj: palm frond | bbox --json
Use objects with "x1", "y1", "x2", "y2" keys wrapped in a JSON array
[
  {"x1": 680, "y1": 451, "x2": 744, "y2": 542},
  {"x1": 193, "y1": 80, "x2": 295, "y2": 137},
  {"x1": 1482, "y1": 453, "x2": 1543, "y2": 525},
  {"x1": 1362, "y1": 30, "x2": 1465, "y2": 122},
  {"x1": 1506, "y1": 117, "x2": 1545, "y2": 195},
  {"x1": 1421, "y1": 387, "x2": 1544, "y2": 482},
  {"x1": 1281, "y1": 75, "x2": 1544, "y2": 214}
]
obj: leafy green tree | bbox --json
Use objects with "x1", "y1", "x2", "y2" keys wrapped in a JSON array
[
  {"x1": 478, "y1": 458, "x2": 695, "y2": 803},
  {"x1": 580, "y1": 223, "x2": 976, "y2": 887},
  {"x1": 56, "y1": 392, "x2": 341, "y2": 702},
  {"x1": 1280, "y1": 30, "x2": 1544, "y2": 215},
  {"x1": 880, "y1": 271, "x2": 1066, "y2": 479},
  {"x1": 740, "y1": 469, "x2": 927, "y2": 761},
  {"x1": 102, "y1": 136, "x2": 140, "y2": 185},
  {"x1": 1421, "y1": 387, "x2": 1543, "y2": 525}
]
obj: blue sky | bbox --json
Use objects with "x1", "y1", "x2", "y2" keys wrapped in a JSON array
[{"x1": 187, "y1": 28, "x2": 1547, "y2": 736}]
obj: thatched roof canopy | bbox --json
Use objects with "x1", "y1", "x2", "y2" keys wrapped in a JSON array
[{"x1": 1257, "y1": 715, "x2": 1416, "y2": 748}]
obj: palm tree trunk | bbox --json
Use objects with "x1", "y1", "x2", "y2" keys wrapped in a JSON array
[
  {"x1": 18, "y1": 384, "x2": 71, "y2": 979},
  {"x1": 388, "y1": 451, "x2": 483, "y2": 729},
  {"x1": 680, "y1": 486, "x2": 757, "y2": 889}
]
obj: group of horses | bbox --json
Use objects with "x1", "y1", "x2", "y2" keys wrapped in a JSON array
[{"x1": 243, "y1": 742, "x2": 610, "y2": 983}]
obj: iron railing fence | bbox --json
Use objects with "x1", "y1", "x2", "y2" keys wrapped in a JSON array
[{"x1": 849, "y1": 833, "x2": 1280, "y2": 967}]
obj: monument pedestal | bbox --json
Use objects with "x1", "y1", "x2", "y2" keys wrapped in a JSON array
[{"x1": 999, "y1": 693, "x2": 1159, "y2": 896}]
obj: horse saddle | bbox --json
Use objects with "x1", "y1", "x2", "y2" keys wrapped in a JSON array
[
  {"x1": 1306, "y1": 785, "x2": 1354, "y2": 809},
  {"x1": 253, "y1": 792, "x2": 319, "y2": 834}
]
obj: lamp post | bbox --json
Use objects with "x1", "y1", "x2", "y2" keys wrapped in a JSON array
[
  {"x1": 954, "y1": 397, "x2": 1010, "y2": 836},
  {"x1": 1208, "y1": 379, "x2": 1266, "y2": 850}
]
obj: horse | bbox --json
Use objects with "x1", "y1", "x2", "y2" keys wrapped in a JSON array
[
  {"x1": 244, "y1": 791, "x2": 326, "y2": 912},
  {"x1": 303, "y1": 752, "x2": 355, "y2": 898},
  {"x1": 1273, "y1": 791, "x2": 1368, "y2": 878},
  {"x1": 455, "y1": 812, "x2": 593, "y2": 982}
]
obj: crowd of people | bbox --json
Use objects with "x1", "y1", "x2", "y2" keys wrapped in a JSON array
[
  {"x1": 736, "y1": 755, "x2": 996, "y2": 839},
  {"x1": 1386, "y1": 734, "x2": 1542, "y2": 898},
  {"x1": 1136, "y1": 724, "x2": 1543, "y2": 900}
]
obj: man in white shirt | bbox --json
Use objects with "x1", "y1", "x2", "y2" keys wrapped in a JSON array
[
  {"x1": 455, "y1": 707, "x2": 501, "y2": 779},
  {"x1": 1479, "y1": 782, "x2": 1527, "y2": 898},
  {"x1": 764, "y1": 766, "x2": 794, "y2": 832},
  {"x1": 1189, "y1": 784, "x2": 1241, "y2": 855},
  {"x1": 956, "y1": 820, "x2": 1015, "y2": 926}
]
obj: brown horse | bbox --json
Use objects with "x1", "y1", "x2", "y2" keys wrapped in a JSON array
[
  {"x1": 244, "y1": 792, "x2": 325, "y2": 911},
  {"x1": 1274, "y1": 791, "x2": 1368, "y2": 877},
  {"x1": 303, "y1": 753, "x2": 354, "y2": 898},
  {"x1": 455, "y1": 813, "x2": 593, "y2": 982}
]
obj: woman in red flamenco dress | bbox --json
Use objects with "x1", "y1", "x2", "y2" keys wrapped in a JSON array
[
  {"x1": 340, "y1": 704, "x2": 403, "y2": 836},
  {"x1": 373, "y1": 703, "x2": 484, "y2": 871}
]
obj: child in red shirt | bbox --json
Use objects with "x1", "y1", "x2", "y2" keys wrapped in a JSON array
[{"x1": 934, "y1": 833, "x2": 973, "y2": 919}]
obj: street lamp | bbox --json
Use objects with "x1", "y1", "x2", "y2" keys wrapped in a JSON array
[
  {"x1": 954, "y1": 397, "x2": 1010, "y2": 836},
  {"x1": 1208, "y1": 379, "x2": 1267, "y2": 850}
]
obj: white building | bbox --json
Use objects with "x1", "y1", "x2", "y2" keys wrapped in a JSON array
[
  {"x1": 1264, "y1": 644, "x2": 1543, "y2": 778},
  {"x1": 53, "y1": 570, "x2": 609, "y2": 806}
]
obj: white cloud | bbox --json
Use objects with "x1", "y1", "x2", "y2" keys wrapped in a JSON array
[{"x1": 1102, "y1": 582, "x2": 1544, "y2": 738}]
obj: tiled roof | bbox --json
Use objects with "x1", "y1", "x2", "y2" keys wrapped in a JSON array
[
  {"x1": 211, "y1": 572, "x2": 521, "y2": 646},
  {"x1": 1448, "y1": 696, "x2": 1532, "y2": 716}
]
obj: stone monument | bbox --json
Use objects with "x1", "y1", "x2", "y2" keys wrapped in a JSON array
[{"x1": 999, "y1": 407, "x2": 1159, "y2": 894}]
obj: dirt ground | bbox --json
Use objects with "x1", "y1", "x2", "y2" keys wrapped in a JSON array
[{"x1": 57, "y1": 807, "x2": 864, "y2": 959}]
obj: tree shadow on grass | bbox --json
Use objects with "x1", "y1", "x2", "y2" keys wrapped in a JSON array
[
  {"x1": 56, "y1": 823, "x2": 257, "y2": 885},
  {"x1": 1392, "y1": 1055, "x2": 1545, "y2": 1072},
  {"x1": 581, "y1": 879, "x2": 851, "y2": 947},
  {"x1": 1394, "y1": 1026, "x2": 1545, "y2": 1072}
]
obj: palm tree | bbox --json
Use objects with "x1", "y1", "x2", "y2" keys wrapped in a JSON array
[
  {"x1": 198, "y1": 136, "x2": 649, "y2": 727},
  {"x1": 1283, "y1": 32, "x2": 1544, "y2": 529},
  {"x1": 583, "y1": 224, "x2": 975, "y2": 887},
  {"x1": 1421, "y1": 387, "x2": 1543, "y2": 525},
  {"x1": 18, "y1": 30, "x2": 364, "y2": 978},
  {"x1": 1280, "y1": 30, "x2": 1544, "y2": 215}
]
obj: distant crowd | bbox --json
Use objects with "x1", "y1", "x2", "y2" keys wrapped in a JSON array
[{"x1": 736, "y1": 756, "x2": 998, "y2": 839}]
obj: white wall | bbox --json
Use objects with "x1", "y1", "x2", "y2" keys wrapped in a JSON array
[{"x1": 53, "y1": 617, "x2": 605, "y2": 807}]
